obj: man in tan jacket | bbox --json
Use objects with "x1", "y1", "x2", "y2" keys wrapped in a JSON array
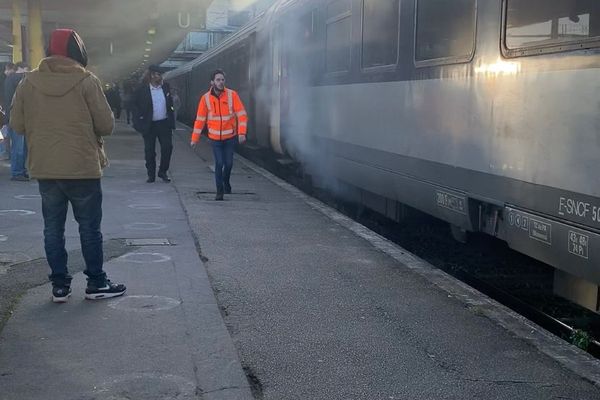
[{"x1": 10, "y1": 29, "x2": 126, "y2": 303}]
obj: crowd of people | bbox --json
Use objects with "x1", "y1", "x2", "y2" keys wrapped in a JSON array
[{"x1": 1, "y1": 61, "x2": 30, "y2": 181}]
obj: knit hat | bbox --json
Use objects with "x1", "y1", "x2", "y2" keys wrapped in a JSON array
[{"x1": 47, "y1": 29, "x2": 88, "y2": 67}]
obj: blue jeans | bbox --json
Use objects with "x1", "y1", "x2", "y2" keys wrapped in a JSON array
[
  {"x1": 7, "y1": 126, "x2": 27, "y2": 177},
  {"x1": 211, "y1": 137, "x2": 236, "y2": 192},
  {"x1": 38, "y1": 179, "x2": 106, "y2": 287},
  {"x1": 0, "y1": 127, "x2": 7, "y2": 158}
]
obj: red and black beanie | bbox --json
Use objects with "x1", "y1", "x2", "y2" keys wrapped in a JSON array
[{"x1": 47, "y1": 29, "x2": 88, "y2": 67}]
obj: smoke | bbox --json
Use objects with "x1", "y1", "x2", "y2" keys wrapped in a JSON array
[
  {"x1": 251, "y1": 4, "x2": 354, "y2": 198},
  {"x1": 230, "y1": 0, "x2": 263, "y2": 11}
]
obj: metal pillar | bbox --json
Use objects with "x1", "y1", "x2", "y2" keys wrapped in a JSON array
[
  {"x1": 27, "y1": 0, "x2": 44, "y2": 68},
  {"x1": 12, "y1": 0, "x2": 23, "y2": 63}
]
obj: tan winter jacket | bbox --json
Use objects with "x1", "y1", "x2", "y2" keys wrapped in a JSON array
[{"x1": 10, "y1": 56, "x2": 114, "y2": 179}]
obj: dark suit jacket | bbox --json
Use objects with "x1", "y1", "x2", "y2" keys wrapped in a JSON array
[{"x1": 133, "y1": 82, "x2": 175, "y2": 134}]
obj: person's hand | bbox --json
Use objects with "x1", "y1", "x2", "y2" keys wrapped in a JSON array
[
  {"x1": 190, "y1": 141, "x2": 198, "y2": 148},
  {"x1": 238, "y1": 135, "x2": 246, "y2": 145}
]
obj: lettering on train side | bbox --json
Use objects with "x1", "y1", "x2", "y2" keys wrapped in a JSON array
[
  {"x1": 558, "y1": 196, "x2": 600, "y2": 225},
  {"x1": 529, "y1": 218, "x2": 552, "y2": 245},
  {"x1": 509, "y1": 211, "x2": 528, "y2": 231},
  {"x1": 436, "y1": 191, "x2": 466, "y2": 215},
  {"x1": 568, "y1": 231, "x2": 589, "y2": 260}
]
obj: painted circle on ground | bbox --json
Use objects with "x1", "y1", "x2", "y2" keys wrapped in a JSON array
[
  {"x1": 95, "y1": 373, "x2": 197, "y2": 399},
  {"x1": 108, "y1": 295, "x2": 182, "y2": 312},
  {"x1": 128, "y1": 204, "x2": 164, "y2": 210},
  {"x1": 130, "y1": 189, "x2": 164, "y2": 194},
  {"x1": 0, "y1": 209, "x2": 36, "y2": 216},
  {"x1": 14, "y1": 194, "x2": 41, "y2": 200},
  {"x1": 124, "y1": 222, "x2": 167, "y2": 231},
  {"x1": 117, "y1": 252, "x2": 171, "y2": 263}
]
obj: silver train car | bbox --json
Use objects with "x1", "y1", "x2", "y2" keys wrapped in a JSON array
[{"x1": 166, "y1": 0, "x2": 600, "y2": 310}]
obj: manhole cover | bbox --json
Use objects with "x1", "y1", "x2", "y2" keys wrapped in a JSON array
[{"x1": 125, "y1": 238, "x2": 173, "y2": 246}]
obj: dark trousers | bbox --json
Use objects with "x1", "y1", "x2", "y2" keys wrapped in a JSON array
[
  {"x1": 211, "y1": 137, "x2": 236, "y2": 192},
  {"x1": 38, "y1": 179, "x2": 106, "y2": 287},
  {"x1": 143, "y1": 119, "x2": 172, "y2": 178}
]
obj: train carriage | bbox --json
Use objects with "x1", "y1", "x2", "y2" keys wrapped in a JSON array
[{"x1": 166, "y1": 0, "x2": 600, "y2": 311}]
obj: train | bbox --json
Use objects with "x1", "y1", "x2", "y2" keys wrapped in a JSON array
[{"x1": 166, "y1": 0, "x2": 600, "y2": 311}]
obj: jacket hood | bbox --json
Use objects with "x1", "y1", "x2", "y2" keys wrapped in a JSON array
[
  {"x1": 47, "y1": 29, "x2": 88, "y2": 67},
  {"x1": 26, "y1": 56, "x2": 90, "y2": 97}
]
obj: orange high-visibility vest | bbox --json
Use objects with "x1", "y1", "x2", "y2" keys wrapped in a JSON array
[{"x1": 191, "y1": 88, "x2": 248, "y2": 143}]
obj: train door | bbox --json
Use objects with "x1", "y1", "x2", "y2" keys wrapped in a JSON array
[{"x1": 269, "y1": 24, "x2": 285, "y2": 154}]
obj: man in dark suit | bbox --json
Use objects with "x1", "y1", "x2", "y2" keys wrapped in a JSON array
[{"x1": 133, "y1": 65, "x2": 175, "y2": 183}]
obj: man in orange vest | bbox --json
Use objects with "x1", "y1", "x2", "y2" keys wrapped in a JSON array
[{"x1": 190, "y1": 69, "x2": 248, "y2": 200}]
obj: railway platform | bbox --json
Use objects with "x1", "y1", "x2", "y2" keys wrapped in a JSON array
[{"x1": 1, "y1": 122, "x2": 599, "y2": 399}]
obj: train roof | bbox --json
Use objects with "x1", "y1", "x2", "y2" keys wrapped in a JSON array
[{"x1": 164, "y1": 0, "x2": 310, "y2": 80}]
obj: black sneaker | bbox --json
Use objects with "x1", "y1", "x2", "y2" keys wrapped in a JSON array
[
  {"x1": 215, "y1": 191, "x2": 224, "y2": 201},
  {"x1": 224, "y1": 183, "x2": 231, "y2": 194},
  {"x1": 85, "y1": 280, "x2": 126, "y2": 300},
  {"x1": 52, "y1": 286, "x2": 72, "y2": 303}
]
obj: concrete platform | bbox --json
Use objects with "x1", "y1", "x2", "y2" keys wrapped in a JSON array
[{"x1": 0, "y1": 122, "x2": 599, "y2": 399}]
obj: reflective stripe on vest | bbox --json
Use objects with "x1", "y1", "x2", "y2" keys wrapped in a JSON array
[
  {"x1": 204, "y1": 93, "x2": 211, "y2": 111},
  {"x1": 227, "y1": 89, "x2": 233, "y2": 116},
  {"x1": 209, "y1": 128, "x2": 234, "y2": 136},
  {"x1": 208, "y1": 115, "x2": 234, "y2": 121},
  {"x1": 204, "y1": 93, "x2": 212, "y2": 121}
]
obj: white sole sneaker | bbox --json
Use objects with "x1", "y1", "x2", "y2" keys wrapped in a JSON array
[
  {"x1": 52, "y1": 293, "x2": 71, "y2": 303},
  {"x1": 84, "y1": 289, "x2": 126, "y2": 300}
]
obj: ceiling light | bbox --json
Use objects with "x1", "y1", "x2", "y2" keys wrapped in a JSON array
[{"x1": 148, "y1": 28, "x2": 156, "y2": 35}]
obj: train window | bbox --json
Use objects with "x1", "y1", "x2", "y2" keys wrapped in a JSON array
[
  {"x1": 326, "y1": 0, "x2": 352, "y2": 73},
  {"x1": 415, "y1": 0, "x2": 476, "y2": 65},
  {"x1": 362, "y1": 0, "x2": 400, "y2": 69},
  {"x1": 504, "y1": 0, "x2": 600, "y2": 55}
]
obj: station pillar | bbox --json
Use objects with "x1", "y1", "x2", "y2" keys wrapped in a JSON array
[
  {"x1": 27, "y1": 0, "x2": 44, "y2": 68},
  {"x1": 12, "y1": 0, "x2": 23, "y2": 63}
]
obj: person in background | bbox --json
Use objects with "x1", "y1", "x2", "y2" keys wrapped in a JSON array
[
  {"x1": 190, "y1": 69, "x2": 248, "y2": 201},
  {"x1": 133, "y1": 65, "x2": 175, "y2": 183},
  {"x1": 4, "y1": 62, "x2": 29, "y2": 180},
  {"x1": 10, "y1": 28, "x2": 126, "y2": 303},
  {"x1": 105, "y1": 83, "x2": 122, "y2": 120},
  {"x1": 0, "y1": 63, "x2": 16, "y2": 161},
  {"x1": 122, "y1": 81, "x2": 135, "y2": 125}
]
